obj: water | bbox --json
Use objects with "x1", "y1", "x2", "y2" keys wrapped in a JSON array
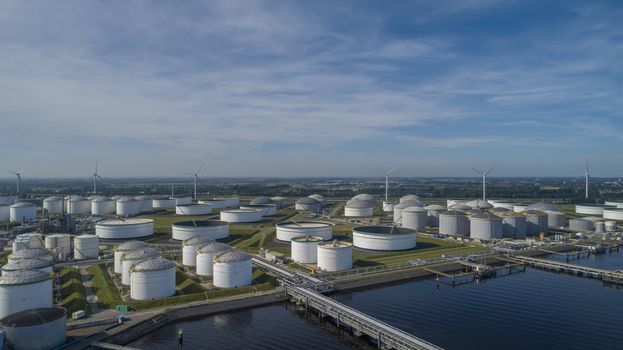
[
  {"x1": 131, "y1": 252, "x2": 623, "y2": 350},
  {"x1": 548, "y1": 248, "x2": 623, "y2": 270}
]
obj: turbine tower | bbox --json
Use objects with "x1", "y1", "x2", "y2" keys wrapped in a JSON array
[
  {"x1": 583, "y1": 158, "x2": 590, "y2": 199},
  {"x1": 8, "y1": 170, "x2": 22, "y2": 195},
  {"x1": 91, "y1": 161, "x2": 104, "y2": 194},
  {"x1": 384, "y1": 166, "x2": 398, "y2": 202},
  {"x1": 470, "y1": 166, "x2": 496, "y2": 201},
  {"x1": 186, "y1": 163, "x2": 205, "y2": 199}
]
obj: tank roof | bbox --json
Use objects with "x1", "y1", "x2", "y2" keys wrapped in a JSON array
[
  {"x1": 354, "y1": 225, "x2": 417, "y2": 235},
  {"x1": 197, "y1": 242, "x2": 231, "y2": 254},
  {"x1": 131, "y1": 257, "x2": 174, "y2": 272},
  {"x1": 92, "y1": 197, "x2": 113, "y2": 202},
  {"x1": 318, "y1": 240, "x2": 352, "y2": 249},
  {"x1": 214, "y1": 250, "x2": 251, "y2": 263},
  {"x1": 403, "y1": 206, "x2": 427, "y2": 212},
  {"x1": 173, "y1": 220, "x2": 229, "y2": 228},
  {"x1": 400, "y1": 194, "x2": 421, "y2": 202},
  {"x1": 0, "y1": 307, "x2": 66, "y2": 327},
  {"x1": 441, "y1": 210, "x2": 467, "y2": 216},
  {"x1": 0, "y1": 270, "x2": 50, "y2": 285},
  {"x1": 183, "y1": 236, "x2": 215, "y2": 246},
  {"x1": 221, "y1": 209, "x2": 262, "y2": 214},
  {"x1": 121, "y1": 248, "x2": 161, "y2": 261},
  {"x1": 450, "y1": 203, "x2": 472, "y2": 211},
  {"x1": 296, "y1": 197, "x2": 320, "y2": 204},
  {"x1": 250, "y1": 196, "x2": 274, "y2": 205},
  {"x1": 2, "y1": 258, "x2": 53, "y2": 271},
  {"x1": 74, "y1": 234, "x2": 98, "y2": 240},
  {"x1": 353, "y1": 194, "x2": 375, "y2": 201},
  {"x1": 44, "y1": 196, "x2": 63, "y2": 201},
  {"x1": 424, "y1": 204, "x2": 446, "y2": 211},
  {"x1": 177, "y1": 203, "x2": 210, "y2": 207},
  {"x1": 345, "y1": 199, "x2": 374, "y2": 209},
  {"x1": 10, "y1": 202, "x2": 36, "y2": 208},
  {"x1": 470, "y1": 212, "x2": 501, "y2": 220},
  {"x1": 465, "y1": 200, "x2": 493, "y2": 209},
  {"x1": 308, "y1": 194, "x2": 325, "y2": 202},
  {"x1": 276, "y1": 221, "x2": 333, "y2": 229},
  {"x1": 96, "y1": 218, "x2": 154, "y2": 226},
  {"x1": 9, "y1": 248, "x2": 50, "y2": 260},
  {"x1": 114, "y1": 240, "x2": 148, "y2": 252},
  {"x1": 291, "y1": 235, "x2": 325, "y2": 243}
]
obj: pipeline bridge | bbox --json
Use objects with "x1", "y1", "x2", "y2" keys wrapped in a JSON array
[{"x1": 507, "y1": 255, "x2": 623, "y2": 285}]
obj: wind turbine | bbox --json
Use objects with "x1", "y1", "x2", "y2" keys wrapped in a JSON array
[
  {"x1": 91, "y1": 161, "x2": 105, "y2": 194},
  {"x1": 583, "y1": 158, "x2": 590, "y2": 199},
  {"x1": 185, "y1": 163, "x2": 205, "y2": 199},
  {"x1": 384, "y1": 166, "x2": 398, "y2": 202},
  {"x1": 470, "y1": 166, "x2": 496, "y2": 201},
  {"x1": 8, "y1": 170, "x2": 22, "y2": 195}
]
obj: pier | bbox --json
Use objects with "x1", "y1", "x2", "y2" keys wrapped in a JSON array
[{"x1": 509, "y1": 255, "x2": 623, "y2": 285}]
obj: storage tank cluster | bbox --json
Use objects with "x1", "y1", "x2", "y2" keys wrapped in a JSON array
[
  {"x1": 176, "y1": 204, "x2": 213, "y2": 216},
  {"x1": 130, "y1": 257, "x2": 176, "y2": 300},
  {"x1": 317, "y1": 240, "x2": 352, "y2": 272},
  {"x1": 290, "y1": 236, "x2": 324, "y2": 264},
  {"x1": 182, "y1": 236, "x2": 215, "y2": 266},
  {"x1": 352, "y1": 226, "x2": 417, "y2": 251},
  {"x1": 196, "y1": 242, "x2": 232, "y2": 277},
  {"x1": 74, "y1": 234, "x2": 99, "y2": 260},
  {"x1": 212, "y1": 250, "x2": 253, "y2": 288},
  {"x1": 121, "y1": 248, "x2": 162, "y2": 285},
  {"x1": 172, "y1": 220, "x2": 230, "y2": 241},
  {"x1": 220, "y1": 209, "x2": 263, "y2": 223},
  {"x1": 114, "y1": 240, "x2": 149, "y2": 274},
  {"x1": 9, "y1": 202, "x2": 37, "y2": 223},
  {"x1": 95, "y1": 218, "x2": 154, "y2": 239},
  {"x1": 276, "y1": 221, "x2": 333, "y2": 242}
]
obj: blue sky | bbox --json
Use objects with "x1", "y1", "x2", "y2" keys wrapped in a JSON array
[{"x1": 0, "y1": 1, "x2": 621, "y2": 177}]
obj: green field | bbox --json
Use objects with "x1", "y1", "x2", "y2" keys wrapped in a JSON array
[{"x1": 59, "y1": 267, "x2": 89, "y2": 316}]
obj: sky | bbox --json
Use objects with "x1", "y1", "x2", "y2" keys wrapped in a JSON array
[{"x1": 0, "y1": 0, "x2": 622, "y2": 178}]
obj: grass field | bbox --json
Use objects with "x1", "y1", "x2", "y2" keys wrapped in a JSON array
[{"x1": 59, "y1": 267, "x2": 89, "y2": 316}]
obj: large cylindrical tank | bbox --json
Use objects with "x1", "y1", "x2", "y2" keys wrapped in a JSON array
[
  {"x1": 9, "y1": 202, "x2": 36, "y2": 223},
  {"x1": 66, "y1": 196, "x2": 90, "y2": 214},
  {"x1": 172, "y1": 220, "x2": 230, "y2": 241},
  {"x1": 317, "y1": 241, "x2": 352, "y2": 271},
  {"x1": 525, "y1": 210, "x2": 548, "y2": 236},
  {"x1": 249, "y1": 196, "x2": 273, "y2": 205},
  {"x1": 569, "y1": 218, "x2": 595, "y2": 232},
  {"x1": 502, "y1": 212, "x2": 527, "y2": 238},
  {"x1": 605, "y1": 201, "x2": 623, "y2": 208},
  {"x1": 469, "y1": 213, "x2": 503, "y2": 240},
  {"x1": 603, "y1": 208, "x2": 623, "y2": 220},
  {"x1": 439, "y1": 211, "x2": 470, "y2": 236},
  {"x1": 575, "y1": 204, "x2": 613, "y2": 216},
  {"x1": 91, "y1": 197, "x2": 116, "y2": 215},
  {"x1": 212, "y1": 251, "x2": 253, "y2": 288},
  {"x1": 95, "y1": 218, "x2": 154, "y2": 239},
  {"x1": 352, "y1": 226, "x2": 417, "y2": 251},
  {"x1": 8, "y1": 248, "x2": 52, "y2": 263},
  {"x1": 74, "y1": 234, "x2": 99, "y2": 260},
  {"x1": 0, "y1": 204, "x2": 10, "y2": 221},
  {"x1": 291, "y1": 236, "x2": 323, "y2": 264},
  {"x1": 44, "y1": 234, "x2": 71, "y2": 255},
  {"x1": 392, "y1": 202, "x2": 411, "y2": 224},
  {"x1": 43, "y1": 197, "x2": 63, "y2": 214},
  {"x1": 195, "y1": 242, "x2": 231, "y2": 277},
  {"x1": 134, "y1": 196, "x2": 154, "y2": 213},
  {"x1": 152, "y1": 197, "x2": 176, "y2": 209},
  {"x1": 240, "y1": 204, "x2": 277, "y2": 216},
  {"x1": 116, "y1": 198, "x2": 141, "y2": 217},
  {"x1": 176, "y1": 204, "x2": 212, "y2": 216},
  {"x1": 220, "y1": 209, "x2": 263, "y2": 223},
  {"x1": 294, "y1": 197, "x2": 321, "y2": 211},
  {"x1": 121, "y1": 249, "x2": 161, "y2": 285},
  {"x1": 172, "y1": 196, "x2": 192, "y2": 205},
  {"x1": 0, "y1": 307, "x2": 66, "y2": 350},
  {"x1": 401, "y1": 206, "x2": 427, "y2": 230},
  {"x1": 182, "y1": 236, "x2": 214, "y2": 267},
  {"x1": 113, "y1": 241, "x2": 148, "y2": 274},
  {"x1": 276, "y1": 221, "x2": 333, "y2": 242},
  {"x1": 424, "y1": 205, "x2": 447, "y2": 227},
  {"x1": 382, "y1": 201, "x2": 397, "y2": 213},
  {"x1": 130, "y1": 258, "x2": 176, "y2": 300},
  {"x1": 0, "y1": 270, "x2": 53, "y2": 319},
  {"x1": 13, "y1": 233, "x2": 44, "y2": 251},
  {"x1": 400, "y1": 195, "x2": 423, "y2": 205},
  {"x1": 198, "y1": 199, "x2": 227, "y2": 209},
  {"x1": 2, "y1": 258, "x2": 54, "y2": 274},
  {"x1": 545, "y1": 211, "x2": 566, "y2": 229}
]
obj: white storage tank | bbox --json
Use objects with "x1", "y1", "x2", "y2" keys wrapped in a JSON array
[
  {"x1": 212, "y1": 250, "x2": 253, "y2": 289},
  {"x1": 2, "y1": 258, "x2": 54, "y2": 273},
  {"x1": 8, "y1": 248, "x2": 52, "y2": 263},
  {"x1": 545, "y1": 211, "x2": 566, "y2": 229},
  {"x1": 295, "y1": 197, "x2": 322, "y2": 211},
  {"x1": 43, "y1": 196, "x2": 64, "y2": 214},
  {"x1": 424, "y1": 205, "x2": 447, "y2": 227},
  {"x1": 401, "y1": 206, "x2": 427, "y2": 230},
  {"x1": 121, "y1": 249, "x2": 161, "y2": 285},
  {"x1": 469, "y1": 212, "x2": 503, "y2": 240},
  {"x1": 308, "y1": 194, "x2": 325, "y2": 205},
  {"x1": 0, "y1": 270, "x2": 53, "y2": 319},
  {"x1": 74, "y1": 234, "x2": 99, "y2": 260},
  {"x1": 501, "y1": 212, "x2": 527, "y2": 238},
  {"x1": 352, "y1": 226, "x2": 417, "y2": 251},
  {"x1": 603, "y1": 208, "x2": 623, "y2": 221},
  {"x1": 525, "y1": 210, "x2": 549, "y2": 236},
  {"x1": 400, "y1": 195, "x2": 423, "y2": 205},
  {"x1": 240, "y1": 204, "x2": 277, "y2": 216},
  {"x1": 392, "y1": 202, "x2": 412, "y2": 224},
  {"x1": 569, "y1": 218, "x2": 595, "y2": 232},
  {"x1": 9, "y1": 202, "x2": 36, "y2": 223},
  {"x1": 291, "y1": 236, "x2": 323, "y2": 264},
  {"x1": 195, "y1": 242, "x2": 231, "y2": 277},
  {"x1": 344, "y1": 199, "x2": 374, "y2": 217},
  {"x1": 439, "y1": 211, "x2": 470, "y2": 236},
  {"x1": 182, "y1": 236, "x2": 214, "y2": 266},
  {"x1": 116, "y1": 198, "x2": 141, "y2": 217},
  {"x1": 249, "y1": 196, "x2": 274, "y2": 205},
  {"x1": 351, "y1": 194, "x2": 377, "y2": 207},
  {"x1": 0, "y1": 307, "x2": 66, "y2": 350},
  {"x1": 317, "y1": 240, "x2": 352, "y2": 272},
  {"x1": 220, "y1": 209, "x2": 263, "y2": 223},
  {"x1": 113, "y1": 240, "x2": 149, "y2": 274},
  {"x1": 0, "y1": 204, "x2": 10, "y2": 221},
  {"x1": 135, "y1": 195, "x2": 154, "y2": 213},
  {"x1": 176, "y1": 204, "x2": 212, "y2": 216},
  {"x1": 44, "y1": 234, "x2": 71, "y2": 255},
  {"x1": 276, "y1": 221, "x2": 333, "y2": 242},
  {"x1": 130, "y1": 257, "x2": 176, "y2": 300},
  {"x1": 198, "y1": 199, "x2": 227, "y2": 209},
  {"x1": 604, "y1": 201, "x2": 623, "y2": 209},
  {"x1": 91, "y1": 197, "x2": 116, "y2": 215},
  {"x1": 96, "y1": 218, "x2": 154, "y2": 239},
  {"x1": 172, "y1": 220, "x2": 230, "y2": 241},
  {"x1": 13, "y1": 233, "x2": 44, "y2": 250},
  {"x1": 172, "y1": 196, "x2": 192, "y2": 205},
  {"x1": 575, "y1": 204, "x2": 613, "y2": 216},
  {"x1": 153, "y1": 197, "x2": 176, "y2": 209},
  {"x1": 382, "y1": 201, "x2": 397, "y2": 212},
  {"x1": 66, "y1": 196, "x2": 90, "y2": 214}
]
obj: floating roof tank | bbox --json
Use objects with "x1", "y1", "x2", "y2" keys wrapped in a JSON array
[
  {"x1": 352, "y1": 226, "x2": 417, "y2": 251},
  {"x1": 0, "y1": 307, "x2": 66, "y2": 350}
]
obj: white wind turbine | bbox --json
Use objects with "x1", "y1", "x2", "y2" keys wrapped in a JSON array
[
  {"x1": 8, "y1": 170, "x2": 23, "y2": 195},
  {"x1": 91, "y1": 161, "x2": 105, "y2": 194},
  {"x1": 384, "y1": 166, "x2": 398, "y2": 202},
  {"x1": 470, "y1": 166, "x2": 496, "y2": 201},
  {"x1": 583, "y1": 158, "x2": 590, "y2": 199},
  {"x1": 185, "y1": 163, "x2": 205, "y2": 199}
]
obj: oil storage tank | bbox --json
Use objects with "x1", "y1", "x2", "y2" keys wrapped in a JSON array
[
  {"x1": 113, "y1": 241, "x2": 148, "y2": 274},
  {"x1": 344, "y1": 199, "x2": 374, "y2": 217},
  {"x1": 424, "y1": 205, "x2": 447, "y2": 227},
  {"x1": 352, "y1": 226, "x2": 417, "y2": 251},
  {"x1": 153, "y1": 197, "x2": 176, "y2": 209},
  {"x1": 469, "y1": 212, "x2": 503, "y2": 240},
  {"x1": 212, "y1": 251, "x2": 253, "y2": 288},
  {"x1": 439, "y1": 211, "x2": 470, "y2": 236},
  {"x1": 121, "y1": 249, "x2": 161, "y2": 285},
  {"x1": 392, "y1": 202, "x2": 411, "y2": 224},
  {"x1": 501, "y1": 212, "x2": 527, "y2": 238},
  {"x1": 276, "y1": 221, "x2": 333, "y2": 242},
  {"x1": 44, "y1": 234, "x2": 71, "y2": 256},
  {"x1": 240, "y1": 204, "x2": 277, "y2": 216},
  {"x1": 172, "y1": 196, "x2": 192, "y2": 205},
  {"x1": 196, "y1": 242, "x2": 231, "y2": 277},
  {"x1": 250, "y1": 196, "x2": 273, "y2": 205},
  {"x1": 176, "y1": 204, "x2": 212, "y2": 216},
  {"x1": 575, "y1": 204, "x2": 613, "y2": 216},
  {"x1": 91, "y1": 197, "x2": 116, "y2": 215},
  {"x1": 130, "y1": 258, "x2": 176, "y2": 300},
  {"x1": 182, "y1": 236, "x2": 214, "y2": 267},
  {"x1": 2, "y1": 258, "x2": 54, "y2": 273},
  {"x1": 569, "y1": 218, "x2": 595, "y2": 232},
  {"x1": 9, "y1": 202, "x2": 36, "y2": 223},
  {"x1": 317, "y1": 241, "x2": 352, "y2": 272},
  {"x1": 0, "y1": 307, "x2": 66, "y2": 350},
  {"x1": 43, "y1": 197, "x2": 63, "y2": 214},
  {"x1": 603, "y1": 208, "x2": 623, "y2": 221},
  {"x1": 66, "y1": 196, "x2": 90, "y2": 214},
  {"x1": 134, "y1": 195, "x2": 154, "y2": 213},
  {"x1": 74, "y1": 235, "x2": 99, "y2": 260},
  {"x1": 172, "y1": 220, "x2": 230, "y2": 241},
  {"x1": 525, "y1": 210, "x2": 548, "y2": 236},
  {"x1": 96, "y1": 218, "x2": 154, "y2": 239},
  {"x1": 291, "y1": 236, "x2": 323, "y2": 264},
  {"x1": 0, "y1": 270, "x2": 52, "y2": 319},
  {"x1": 545, "y1": 210, "x2": 566, "y2": 229},
  {"x1": 295, "y1": 197, "x2": 322, "y2": 211},
  {"x1": 220, "y1": 209, "x2": 262, "y2": 223},
  {"x1": 116, "y1": 198, "x2": 141, "y2": 217},
  {"x1": 401, "y1": 206, "x2": 428, "y2": 230},
  {"x1": 8, "y1": 248, "x2": 52, "y2": 263},
  {"x1": 198, "y1": 199, "x2": 227, "y2": 209}
]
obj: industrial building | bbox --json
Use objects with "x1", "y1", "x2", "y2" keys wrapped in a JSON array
[
  {"x1": 172, "y1": 220, "x2": 230, "y2": 241},
  {"x1": 276, "y1": 221, "x2": 333, "y2": 242},
  {"x1": 291, "y1": 236, "x2": 323, "y2": 264},
  {"x1": 352, "y1": 226, "x2": 417, "y2": 251},
  {"x1": 212, "y1": 250, "x2": 253, "y2": 288},
  {"x1": 317, "y1": 240, "x2": 352, "y2": 272},
  {"x1": 130, "y1": 258, "x2": 176, "y2": 300},
  {"x1": 95, "y1": 218, "x2": 154, "y2": 239}
]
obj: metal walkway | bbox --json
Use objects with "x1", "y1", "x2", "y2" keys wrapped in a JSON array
[{"x1": 510, "y1": 255, "x2": 623, "y2": 284}]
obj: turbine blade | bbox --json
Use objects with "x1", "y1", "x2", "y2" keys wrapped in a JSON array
[
  {"x1": 196, "y1": 162, "x2": 205, "y2": 175},
  {"x1": 484, "y1": 166, "x2": 497, "y2": 175},
  {"x1": 470, "y1": 167, "x2": 483, "y2": 175},
  {"x1": 385, "y1": 166, "x2": 398, "y2": 176}
]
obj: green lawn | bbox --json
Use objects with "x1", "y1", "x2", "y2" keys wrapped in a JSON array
[{"x1": 59, "y1": 267, "x2": 89, "y2": 316}]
